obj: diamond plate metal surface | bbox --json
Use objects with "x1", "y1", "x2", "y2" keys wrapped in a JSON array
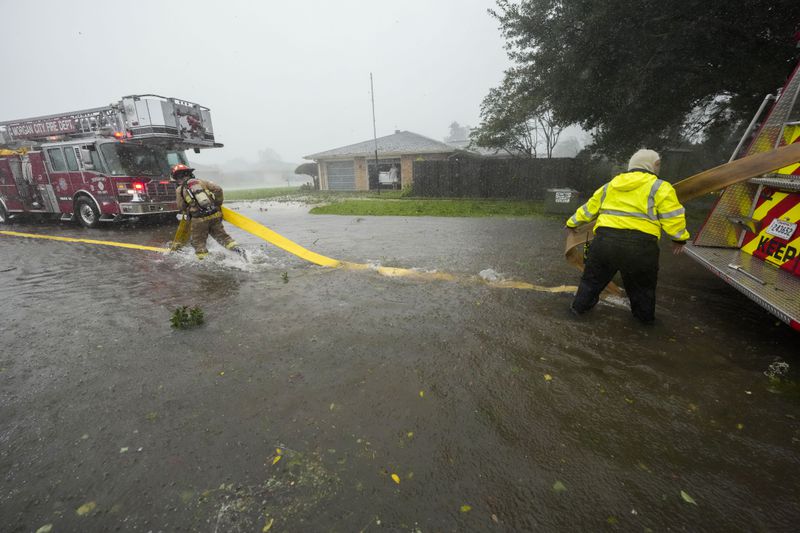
[
  {"x1": 744, "y1": 63, "x2": 800, "y2": 156},
  {"x1": 685, "y1": 244, "x2": 800, "y2": 328},
  {"x1": 693, "y1": 182, "x2": 758, "y2": 247}
]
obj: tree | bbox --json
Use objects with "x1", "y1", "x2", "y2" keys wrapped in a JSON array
[
  {"x1": 444, "y1": 121, "x2": 471, "y2": 143},
  {"x1": 472, "y1": 75, "x2": 565, "y2": 158},
  {"x1": 489, "y1": 0, "x2": 800, "y2": 160},
  {"x1": 295, "y1": 162, "x2": 319, "y2": 190},
  {"x1": 258, "y1": 147, "x2": 282, "y2": 164}
]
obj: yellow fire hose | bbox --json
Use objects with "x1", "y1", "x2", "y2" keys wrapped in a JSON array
[
  {"x1": 0, "y1": 230, "x2": 170, "y2": 253},
  {"x1": 219, "y1": 207, "x2": 575, "y2": 292},
  {"x1": 1, "y1": 207, "x2": 577, "y2": 294}
]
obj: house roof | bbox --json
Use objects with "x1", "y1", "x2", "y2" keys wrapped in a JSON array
[{"x1": 304, "y1": 130, "x2": 455, "y2": 160}]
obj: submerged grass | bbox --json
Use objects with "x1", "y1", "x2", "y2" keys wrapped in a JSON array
[
  {"x1": 226, "y1": 187, "x2": 549, "y2": 217},
  {"x1": 225, "y1": 186, "x2": 303, "y2": 201},
  {"x1": 225, "y1": 186, "x2": 718, "y2": 221}
]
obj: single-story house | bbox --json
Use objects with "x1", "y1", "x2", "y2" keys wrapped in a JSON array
[{"x1": 304, "y1": 130, "x2": 456, "y2": 191}]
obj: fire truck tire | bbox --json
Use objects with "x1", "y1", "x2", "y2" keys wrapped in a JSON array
[
  {"x1": 75, "y1": 197, "x2": 100, "y2": 228},
  {"x1": 0, "y1": 203, "x2": 8, "y2": 224}
]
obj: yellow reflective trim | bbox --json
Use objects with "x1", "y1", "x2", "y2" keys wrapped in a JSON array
[
  {"x1": 741, "y1": 234, "x2": 759, "y2": 255},
  {"x1": 783, "y1": 125, "x2": 800, "y2": 145},
  {"x1": 742, "y1": 194, "x2": 789, "y2": 256},
  {"x1": 760, "y1": 202, "x2": 800, "y2": 267},
  {"x1": 742, "y1": 201, "x2": 800, "y2": 260},
  {"x1": 0, "y1": 230, "x2": 169, "y2": 253},
  {"x1": 752, "y1": 191, "x2": 788, "y2": 221},
  {"x1": 777, "y1": 162, "x2": 800, "y2": 175},
  {"x1": 777, "y1": 125, "x2": 800, "y2": 174}
]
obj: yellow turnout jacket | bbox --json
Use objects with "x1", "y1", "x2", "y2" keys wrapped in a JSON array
[{"x1": 566, "y1": 170, "x2": 690, "y2": 241}]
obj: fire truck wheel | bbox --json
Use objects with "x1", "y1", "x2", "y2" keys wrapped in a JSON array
[
  {"x1": 75, "y1": 197, "x2": 100, "y2": 228},
  {"x1": 0, "y1": 203, "x2": 8, "y2": 224}
]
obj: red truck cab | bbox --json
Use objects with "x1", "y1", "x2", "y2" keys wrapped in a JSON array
[{"x1": 0, "y1": 94, "x2": 221, "y2": 227}]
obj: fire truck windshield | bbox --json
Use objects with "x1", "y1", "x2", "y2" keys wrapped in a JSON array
[{"x1": 99, "y1": 143, "x2": 186, "y2": 177}]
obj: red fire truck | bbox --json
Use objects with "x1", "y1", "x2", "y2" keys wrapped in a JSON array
[
  {"x1": 0, "y1": 95, "x2": 221, "y2": 227},
  {"x1": 686, "y1": 61, "x2": 800, "y2": 331}
]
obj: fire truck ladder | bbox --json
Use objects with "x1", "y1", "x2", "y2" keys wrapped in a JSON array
[
  {"x1": 0, "y1": 95, "x2": 220, "y2": 149},
  {"x1": 0, "y1": 105, "x2": 122, "y2": 145}
]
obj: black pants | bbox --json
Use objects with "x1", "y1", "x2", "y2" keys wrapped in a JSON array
[{"x1": 572, "y1": 228, "x2": 660, "y2": 323}]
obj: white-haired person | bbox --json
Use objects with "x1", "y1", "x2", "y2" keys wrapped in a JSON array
[{"x1": 566, "y1": 149, "x2": 689, "y2": 323}]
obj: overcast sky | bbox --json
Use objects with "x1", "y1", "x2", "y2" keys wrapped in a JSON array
[{"x1": 1, "y1": 0, "x2": 509, "y2": 166}]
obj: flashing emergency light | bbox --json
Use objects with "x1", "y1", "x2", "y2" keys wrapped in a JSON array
[{"x1": 132, "y1": 182, "x2": 145, "y2": 192}]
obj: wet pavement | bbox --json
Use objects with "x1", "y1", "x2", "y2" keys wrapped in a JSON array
[{"x1": 1, "y1": 201, "x2": 798, "y2": 532}]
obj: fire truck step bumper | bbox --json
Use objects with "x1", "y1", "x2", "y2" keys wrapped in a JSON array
[
  {"x1": 119, "y1": 203, "x2": 177, "y2": 215},
  {"x1": 685, "y1": 244, "x2": 800, "y2": 331}
]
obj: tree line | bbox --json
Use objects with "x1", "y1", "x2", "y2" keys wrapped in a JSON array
[{"x1": 473, "y1": 0, "x2": 800, "y2": 163}]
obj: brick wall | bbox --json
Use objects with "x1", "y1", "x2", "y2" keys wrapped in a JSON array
[
  {"x1": 401, "y1": 153, "x2": 450, "y2": 188},
  {"x1": 354, "y1": 157, "x2": 368, "y2": 190},
  {"x1": 318, "y1": 162, "x2": 328, "y2": 190}
]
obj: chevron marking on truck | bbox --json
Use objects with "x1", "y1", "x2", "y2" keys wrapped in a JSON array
[
  {"x1": 740, "y1": 189, "x2": 800, "y2": 275},
  {"x1": 777, "y1": 125, "x2": 800, "y2": 175}
]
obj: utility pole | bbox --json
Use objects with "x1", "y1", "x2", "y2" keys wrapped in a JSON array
[{"x1": 370, "y1": 72, "x2": 380, "y2": 195}]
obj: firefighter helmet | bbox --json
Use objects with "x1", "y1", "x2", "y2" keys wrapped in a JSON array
[{"x1": 170, "y1": 164, "x2": 195, "y2": 180}]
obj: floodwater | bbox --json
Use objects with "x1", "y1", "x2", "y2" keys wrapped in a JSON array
[{"x1": 1, "y1": 202, "x2": 798, "y2": 532}]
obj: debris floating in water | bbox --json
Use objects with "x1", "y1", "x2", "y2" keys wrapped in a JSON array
[
  {"x1": 479, "y1": 268, "x2": 502, "y2": 282},
  {"x1": 76, "y1": 501, "x2": 97, "y2": 516},
  {"x1": 680, "y1": 490, "x2": 697, "y2": 505},
  {"x1": 170, "y1": 305, "x2": 205, "y2": 329},
  {"x1": 764, "y1": 360, "x2": 789, "y2": 380}
]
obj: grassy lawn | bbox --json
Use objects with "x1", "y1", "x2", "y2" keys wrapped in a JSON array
[
  {"x1": 225, "y1": 186, "x2": 718, "y2": 222},
  {"x1": 310, "y1": 198, "x2": 547, "y2": 217},
  {"x1": 225, "y1": 187, "x2": 550, "y2": 217}
]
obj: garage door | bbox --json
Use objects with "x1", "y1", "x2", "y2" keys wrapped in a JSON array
[{"x1": 326, "y1": 161, "x2": 355, "y2": 190}]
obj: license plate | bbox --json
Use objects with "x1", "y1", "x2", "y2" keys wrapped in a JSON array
[{"x1": 765, "y1": 218, "x2": 797, "y2": 241}]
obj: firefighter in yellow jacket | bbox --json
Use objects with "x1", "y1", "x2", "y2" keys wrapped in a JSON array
[
  {"x1": 566, "y1": 149, "x2": 689, "y2": 323},
  {"x1": 171, "y1": 164, "x2": 240, "y2": 259}
]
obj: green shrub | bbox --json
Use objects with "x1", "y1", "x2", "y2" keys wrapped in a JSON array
[{"x1": 171, "y1": 306, "x2": 205, "y2": 329}]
